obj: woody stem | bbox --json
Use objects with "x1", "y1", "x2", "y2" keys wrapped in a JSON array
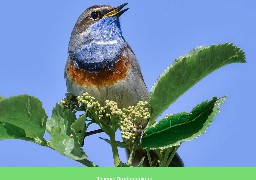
[
  {"x1": 109, "y1": 132, "x2": 120, "y2": 166},
  {"x1": 85, "y1": 129, "x2": 104, "y2": 137}
]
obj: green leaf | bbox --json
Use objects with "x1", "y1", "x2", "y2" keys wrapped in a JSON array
[
  {"x1": 150, "y1": 43, "x2": 245, "y2": 121},
  {"x1": 0, "y1": 122, "x2": 33, "y2": 141},
  {"x1": 47, "y1": 104, "x2": 87, "y2": 160},
  {"x1": 48, "y1": 133, "x2": 86, "y2": 160},
  {"x1": 0, "y1": 96, "x2": 6, "y2": 102},
  {"x1": 71, "y1": 114, "x2": 87, "y2": 146},
  {"x1": 46, "y1": 103, "x2": 76, "y2": 136},
  {"x1": 0, "y1": 95, "x2": 47, "y2": 142},
  {"x1": 142, "y1": 97, "x2": 226, "y2": 149}
]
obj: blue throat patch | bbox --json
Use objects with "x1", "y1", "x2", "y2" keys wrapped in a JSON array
[{"x1": 70, "y1": 17, "x2": 126, "y2": 72}]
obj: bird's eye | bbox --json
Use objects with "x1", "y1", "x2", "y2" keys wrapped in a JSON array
[{"x1": 91, "y1": 11, "x2": 99, "y2": 19}]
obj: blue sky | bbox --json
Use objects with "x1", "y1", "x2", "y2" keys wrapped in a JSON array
[{"x1": 0, "y1": 0, "x2": 255, "y2": 166}]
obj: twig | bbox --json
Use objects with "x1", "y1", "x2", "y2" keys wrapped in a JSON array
[
  {"x1": 160, "y1": 148, "x2": 172, "y2": 167},
  {"x1": 166, "y1": 145, "x2": 180, "y2": 167},
  {"x1": 85, "y1": 129, "x2": 104, "y2": 137},
  {"x1": 127, "y1": 143, "x2": 136, "y2": 166},
  {"x1": 109, "y1": 132, "x2": 121, "y2": 166},
  {"x1": 146, "y1": 149, "x2": 153, "y2": 167}
]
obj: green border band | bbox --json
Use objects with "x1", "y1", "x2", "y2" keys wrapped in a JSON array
[{"x1": 0, "y1": 167, "x2": 255, "y2": 180}]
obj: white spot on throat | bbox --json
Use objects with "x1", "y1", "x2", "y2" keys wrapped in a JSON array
[{"x1": 95, "y1": 40, "x2": 118, "y2": 45}]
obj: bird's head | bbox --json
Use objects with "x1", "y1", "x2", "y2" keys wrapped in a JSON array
[
  {"x1": 73, "y1": 3, "x2": 128, "y2": 34},
  {"x1": 68, "y1": 3, "x2": 129, "y2": 71}
]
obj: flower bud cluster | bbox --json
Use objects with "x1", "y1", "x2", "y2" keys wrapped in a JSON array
[
  {"x1": 76, "y1": 93, "x2": 122, "y2": 122},
  {"x1": 120, "y1": 101, "x2": 150, "y2": 144},
  {"x1": 60, "y1": 93, "x2": 150, "y2": 145}
]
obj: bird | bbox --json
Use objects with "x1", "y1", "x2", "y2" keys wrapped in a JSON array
[
  {"x1": 65, "y1": 3, "x2": 149, "y2": 108},
  {"x1": 64, "y1": 3, "x2": 183, "y2": 167}
]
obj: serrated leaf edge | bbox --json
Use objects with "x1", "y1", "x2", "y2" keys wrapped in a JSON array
[
  {"x1": 144, "y1": 97, "x2": 227, "y2": 149},
  {"x1": 149, "y1": 43, "x2": 245, "y2": 121}
]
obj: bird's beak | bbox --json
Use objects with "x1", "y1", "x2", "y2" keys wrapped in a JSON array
[{"x1": 103, "y1": 3, "x2": 129, "y2": 18}]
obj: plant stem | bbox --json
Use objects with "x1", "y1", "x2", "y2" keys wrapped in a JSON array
[
  {"x1": 109, "y1": 132, "x2": 120, "y2": 166},
  {"x1": 85, "y1": 128, "x2": 104, "y2": 137},
  {"x1": 166, "y1": 145, "x2": 180, "y2": 167},
  {"x1": 146, "y1": 149, "x2": 153, "y2": 167},
  {"x1": 160, "y1": 148, "x2": 172, "y2": 167},
  {"x1": 137, "y1": 157, "x2": 145, "y2": 167},
  {"x1": 127, "y1": 144, "x2": 136, "y2": 166}
]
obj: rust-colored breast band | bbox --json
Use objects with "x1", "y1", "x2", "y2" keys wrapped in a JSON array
[{"x1": 66, "y1": 56, "x2": 131, "y2": 87}]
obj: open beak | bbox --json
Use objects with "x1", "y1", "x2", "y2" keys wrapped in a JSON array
[{"x1": 103, "y1": 3, "x2": 129, "y2": 18}]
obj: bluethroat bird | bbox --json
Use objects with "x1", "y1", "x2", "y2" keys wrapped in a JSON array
[
  {"x1": 65, "y1": 3, "x2": 149, "y2": 108},
  {"x1": 65, "y1": 3, "x2": 183, "y2": 166}
]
